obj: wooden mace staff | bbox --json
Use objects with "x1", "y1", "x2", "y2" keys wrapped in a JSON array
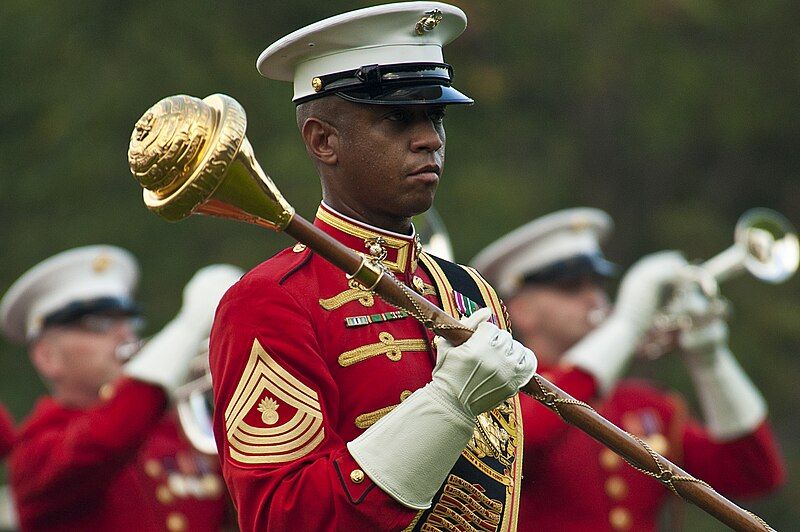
[{"x1": 127, "y1": 94, "x2": 773, "y2": 532}]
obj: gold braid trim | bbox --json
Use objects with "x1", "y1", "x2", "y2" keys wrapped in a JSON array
[
  {"x1": 319, "y1": 279, "x2": 374, "y2": 310},
  {"x1": 338, "y1": 332, "x2": 428, "y2": 367},
  {"x1": 526, "y1": 375, "x2": 595, "y2": 419},
  {"x1": 354, "y1": 404, "x2": 397, "y2": 429},
  {"x1": 402, "y1": 510, "x2": 426, "y2": 532},
  {"x1": 354, "y1": 390, "x2": 413, "y2": 429},
  {"x1": 623, "y1": 432, "x2": 711, "y2": 497},
  {"x1": 745, "y1": 511, "x2": 776, "y2": 531}
]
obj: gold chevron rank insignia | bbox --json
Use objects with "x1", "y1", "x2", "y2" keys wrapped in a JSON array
[{"x1": 224, "y1": 339, "x2": 325, "y2": 465}]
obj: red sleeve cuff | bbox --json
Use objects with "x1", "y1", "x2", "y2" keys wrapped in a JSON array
[{"x1": 333, "y1": 450, "x2": 377, "y2": 504}]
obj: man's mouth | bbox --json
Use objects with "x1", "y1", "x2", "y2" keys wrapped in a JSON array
[{"x1": 407, "y1": 164, "x2": 441, "y2": 181}]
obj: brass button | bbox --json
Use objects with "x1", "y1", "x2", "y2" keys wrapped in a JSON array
[
  {"x1": 350, "y1": 469, "x2": 365, "y2": 484},
  {"x1": 605, "y1": 476, "x2": 628, "y2": 500},
  {"x1": 201, "y1": 473, "x2": 223, "y2": 498},
  {"x1": 609, "y1": 507, "x2": 632, "y2": 530},
  {"x1": 166, "y1": 512, "x2": 188, "y2": 532},
  {"x1": 98, "y1": 383, "x2": 115, "y2": 401},
  {"x1": 599, "y1": 448, "x2": 621, "y2": 471},
  {"x1": 144, "y1": 459, "x2": 162, "y2": 479},
  {"x1": 156, "y1": 484, "x2": 174, "y2": 505},
  {"x1": 168, "y1": 473, "x2": 188, "y2": 498},
  {"x1": 311, "y1": 77, "x2": 323, "y2": 92}
]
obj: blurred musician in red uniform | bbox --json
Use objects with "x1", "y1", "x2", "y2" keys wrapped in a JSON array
[
  {"x1": 472, "y1": 208, "x2": 785, "y2": 531},
  {"x1": 0, "y1": 245, "x2": 242, "y2": 531}
]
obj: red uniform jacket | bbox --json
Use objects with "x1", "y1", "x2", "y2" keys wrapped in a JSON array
[
  {"x1": 211, "y1": 205, "x2": 526, "y2": 531},
  {"x1": 0, "y1": 404, "x2": 14, "y2": 458},
  {"x1": 518, "y1": 365, "x2": 785, "y2": 531},
  {"x1": 9, "y1": 378, "x2": 229, "y2": 531}
]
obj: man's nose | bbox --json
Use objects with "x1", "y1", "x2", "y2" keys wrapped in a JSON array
[
  {"x1": 586, "y1": 288, "x2": 610, "y2": 310},
  {"x1": 410, "y1": 119, "x2": 443, "y2": 152},
  {"x1": 114, "y1": 321, "x2": 138, "y2": 343}
]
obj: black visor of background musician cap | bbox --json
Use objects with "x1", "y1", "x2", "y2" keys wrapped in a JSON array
[
  {"x1": 294, "y1": 62, "x2": 474, "y2": 106},
  {"x1": 42, "y1": 297, "x2": 141, "y2": 328},
  {"x1": 522, "y1": 253, "x2": 618, "y2": 285}
]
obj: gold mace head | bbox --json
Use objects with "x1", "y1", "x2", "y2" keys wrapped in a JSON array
[
  {"x1": 127, "y1": 94, "x2": 294, "y2": 231},
  {"x1": 128, "y1": 94, "x2": 247, "y2": 221}
]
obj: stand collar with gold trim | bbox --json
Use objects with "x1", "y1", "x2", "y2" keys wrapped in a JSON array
[{"x1": 314, "y1": 203, "x2": 421, "y2": 276}]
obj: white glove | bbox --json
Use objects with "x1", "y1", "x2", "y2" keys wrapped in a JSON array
[
  {"x1": 676, "y1": 290, "x2": 767, "y2": 440},
  {"x1": 564, "y1": 251, "x2": 687, "y2": 394},
  {"x1": 348, "y1": 308, "x2": 536, "y2": 509},
  {"x1": 431, "y1": 308, "x2": 537, "y2": 417},
  {"x1": 123, "y1": 264, "x2": 243, "y2": 393}
]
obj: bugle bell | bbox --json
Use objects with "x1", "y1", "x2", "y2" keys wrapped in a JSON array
[
  {"x1": 413, "y1": 207, "x2": 455, "y2": 261},
  {"x1": 641, "y1": 208, "x2": 798, "y2": 358},
  {"x1": 703, "y1": 208, "x2": 799, "y2": 286},
  {"x1": 173, "y1": 340, "x2": 217, "y2": 455}
]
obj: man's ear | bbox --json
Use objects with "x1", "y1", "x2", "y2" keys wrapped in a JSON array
[
  {"x1": 301, "y1": 117, "x2": 339, "y2": 166},
  {"x1": 30, "y1": 335, "x2": 63, "y2": 382}
]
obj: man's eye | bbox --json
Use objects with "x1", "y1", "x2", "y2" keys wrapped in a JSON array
[
  {"x1": 429, "y1": 110, "x2": 446, "y2": 124},
  {"x1": 386, "y1": 110, "x2": 409, "y2": 122}
]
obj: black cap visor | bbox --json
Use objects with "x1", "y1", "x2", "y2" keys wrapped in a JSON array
[
  {"x1": 523, "y1": 254, "x2": 617, "y2": 285},
  {"x1": 295, "y1": 62, "x2": 473, "y2": 106},
  {"x1": 337, "y1": 84, "x2": 473, "y2": 105},
  {"x1": 42, "y1": 297, "x2": 141, "y2": 328}
]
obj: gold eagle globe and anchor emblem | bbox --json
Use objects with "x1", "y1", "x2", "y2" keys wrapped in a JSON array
[{"x1": 415, "y1": 9, "x2": 443, "y2": 35}]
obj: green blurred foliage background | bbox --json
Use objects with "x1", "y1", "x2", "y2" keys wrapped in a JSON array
[{"x1": 1, "y1": 1, "x2": 798, "y2": 529}]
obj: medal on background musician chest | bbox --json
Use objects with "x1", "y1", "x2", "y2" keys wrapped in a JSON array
[{"x1": 621, "y1": 408, "x2": 669, "y2": 455}]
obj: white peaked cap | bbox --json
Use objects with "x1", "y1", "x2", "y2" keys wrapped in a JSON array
[
  {"x1": 471, "y1": 208, "x2": 615, "y2": 299},
  {"x1": 257, "y1": 2, "x2": 472, "y2": 104},
  {"x1": 0, "y1": 245, "x2": 139, "y2": 344}
]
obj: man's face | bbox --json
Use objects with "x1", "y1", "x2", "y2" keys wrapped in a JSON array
[
  {"x1": 35, "y1": 315, "x2": 139, "y2": 402},
  {"x1": 332, "y1": 102, "x2": 447, "y2": 226},
  {"x1": 508, "y1": 278, "x2": 610, "y2": 365}
]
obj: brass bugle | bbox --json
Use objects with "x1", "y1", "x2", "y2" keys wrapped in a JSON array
[
  {"x1": 173, "y1": 342, "x2": 217, "y2": 456},
  {"x1": 640, "y1": 208, "x2": 798, "y2": 359},
  {"x1": 128, "y1": 94, "x2": 772, "y2": 532}
]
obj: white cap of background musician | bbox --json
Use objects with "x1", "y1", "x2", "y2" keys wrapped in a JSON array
[{"x1": 0, "y1": 245, "x2": 139, "y2": 344}]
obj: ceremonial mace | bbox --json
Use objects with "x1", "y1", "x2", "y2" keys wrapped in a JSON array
[{"x1": 128, "y1": 94, "x2": 772, "y2": 532}]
